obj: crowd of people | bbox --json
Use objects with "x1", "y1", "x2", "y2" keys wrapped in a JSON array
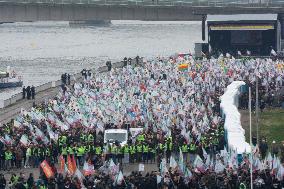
[{"x1": 0, "y1": 54, "x2": 284, "y2": 189}]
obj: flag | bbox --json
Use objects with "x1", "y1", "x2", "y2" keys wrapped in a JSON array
[
  {"x1": 59, "y1": 155, "x2": 65, "y2": 173},
  {"x1": 202, "y1": 148, "x2": 208, "y2": 160},
  {"x1": 109, "y1": 159, "x2": 119, "y2": 175},
  {"x1": 160, "y1": 158, "x2": 168, "y2": 176},
  {"x1": 178, "y1": 63, "x2": 188, "y2": 71},
  {"x1": 178, "y1": 149, "x2": 185, "y2": 173},
  {"x1": 214, "y1": 160, "x2": 225, "y2": 173},
  {"x1": 14, "y1": 120, "x2": 21, "y2": 128},
  {"x1": 40, "y1": 160, "x2": 54, "y2": 179},
  {"x1": 185, "y1": 168, "x2": 193, "y2": 179},
  {"x1": 237, "y1": 51, "x2": 242, "y2": 56},
  {"x1": 71, "y1": 155, "x2": 77, "y2": 171},
  {"x1": 253, "y1": 157, "x2": 264, "y2": 171},
  {"x1": 276, "y1": 164, "x2": 284, "y2": 181},
  {"x1": 205, "y1": 155, "x2": 211, "y2": 168},
  {"x1": 67, "y1": 155, "x2": 76, "y2": 175},
  {"x1": 157, "y1": 175, "x2": 162, "y2": 184},
  {"x1": 83, "y1": 161, "x2": 95, "y2": 176},
  {"x1": 271, "y1": 49, "x2": 277, "y2": 56},
  {"x1": 74, "y1": 169, "x2": 85, "y2": 186},
  {"x1": 115, "y1": 171, "x2": 124, "y2": 185},
  {"x1": 246, "y1": 50, "x2": 251, "y2": 56},
  {"x1": 193, "y1": 155, "x2": 205, "y2": 172},
  {"x1": 64, "y1": 163, "x2": 69, "y2": 174},
  {"x1": 20, "y1": 135, "x2": 29, "y2": 146},
  {"x1": 170, "y1": 156, "x2": 177, "y2": 169},
  {"x1": 4, "y1": 134, "x2": 12, "y2": 145}
]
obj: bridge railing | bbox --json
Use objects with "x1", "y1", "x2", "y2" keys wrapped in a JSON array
[{"x1": 1, "y1": 0, "x2": 284, "y2": 7}]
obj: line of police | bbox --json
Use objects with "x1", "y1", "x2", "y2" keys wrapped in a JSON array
[{"x1": 54, "y1": 129, "x2": 222, "y2": 168}]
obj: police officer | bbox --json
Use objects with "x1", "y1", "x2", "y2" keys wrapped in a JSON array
[
  {"x1": 67, "y1": 144, "x2": 75, "y2": 158},
  {"x1": 76, "y1": 144, "x2": 85, "y2": 167},
  {"x1": 136, "y1": 142, "x2": 143, "y2": 162},
  {"x1": 4, "y1": 147, "x2": 12, "y2": 170},
  {"x1": 142, "y1": 142, "x2": 149, "y2": 163},
  {"x1": 166, "y1": 139, "x2": 173, "y2": 163},
  {"x1": 110, "y1": 143, "x2": 117, "y2": 163},
  {"x1": 129, "y1": 144, "x2": 136, "y2": 163},
  {"x1": 189, "y1": 142, "x2": 197, "y2": 163},
  {"x1": 149, "y1": 143, "x2": 156, "y2": 163},
  {"x1": 123, "y1": 143, "x2": 129, "y2": 164},
  {"x1": 117, "y1": 144, "x2": 123, "y2": 164},
  {"x1": 87, "y1": 132, "x2": 94, "y2": 145},
  {"x1": 61, "y1": 144, "x2": 68, "y2": 162},
  {"x1": 95, "y1": 145, "x2": 102, "y2": 159},
  {"x1": 180, "y1": 142, "x2": 189, "y2": 163}
]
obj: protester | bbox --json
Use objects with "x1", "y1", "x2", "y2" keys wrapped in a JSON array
[{"x1": 0, "y1": 54, "x2": 283, "y2": 188}]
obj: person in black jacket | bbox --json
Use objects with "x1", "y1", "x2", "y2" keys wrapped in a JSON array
[
  {"x1": 0, "y1": 174, "x2": 6, "y2": 189},
  {"x1": 22, "y1": 86, "x2": 26, "y2": 99},
  {"x1": 31, "y1": 86, "x2": 35, "y2": 100},
  {"x1": 26, "y1": 86, "x2": 31, "y2": 100},
  {"x1": 123, "y1": 57, "x2": 128, "y2": 67},
  {"x1": 27, "y1": 173, "x2": 34, "y2": 189}
]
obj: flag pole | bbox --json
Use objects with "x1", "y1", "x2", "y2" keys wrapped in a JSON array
[
  {"x1": 256, "y1": 76, "x2": 259, "y2": 146},
  {"x1": 249, "y1": 87, "x2": 253, "y2": 189}
]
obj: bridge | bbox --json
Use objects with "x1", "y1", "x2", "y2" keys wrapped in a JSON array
[{"x1": 1, "y1": 0, "x2": 284, "y2": 22}]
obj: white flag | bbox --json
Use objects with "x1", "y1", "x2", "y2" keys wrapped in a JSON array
[
  {"x1": 202, "y1": 148, "x2": 208, "y2": 160},
  {"x1": 116, "y1": 171, "x2": 124, "y2": 185},
  {"x1": 170, "y1": 156, "x2": 177, "y2": 169},
  {"x1": 20, "y1": 135, "x2": 29, "y2": 146},
  {"x1": 271, "y1": 49, "x2": 277, "y2": 56},
  {"x1": 215, "y1": 160, "x2": 225, "y2": 173},
  {"x1": 157, "y1": 175, "x2": 162, "y2": 184},
  {"x1": 193, "y1": 155, "x2": 205, "y2": 172},
  {"x1": 246, "y1": 50, "x2": 251, "y2": 55},
  {"x1": 14, "y1": 120, "x2": 21, "y2": 128}
]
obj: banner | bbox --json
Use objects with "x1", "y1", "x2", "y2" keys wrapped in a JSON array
[
  {"x1": 59, "y1": 155, "x2": 65, "y2": 173},
  {"x1": 138, "y1": 164, "x2": 145, "y2": 172},
  {"x1": 67, "y1": 155, "x2": 76, "y2": 175},
  {"x1": 40, "y1": 160, "x2": 54, "y2": 179},
  {"x1": 83, "y1": 161, "x2": 95, "y2": 176}
]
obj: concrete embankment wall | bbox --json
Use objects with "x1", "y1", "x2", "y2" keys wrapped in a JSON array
[{"x1": 0, "y1": 59, "x2": 140, "y2": 109}]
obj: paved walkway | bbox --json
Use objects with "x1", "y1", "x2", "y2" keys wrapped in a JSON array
[{"x1": 0, "y1": 86, "x2": 60, "y2": 124}]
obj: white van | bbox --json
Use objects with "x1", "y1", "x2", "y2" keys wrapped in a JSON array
[{"x1": 104, "y1": 129, "x2": 128, "y2": 146}]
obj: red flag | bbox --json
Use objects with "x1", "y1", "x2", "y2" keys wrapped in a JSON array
[
  {"x1": 67, "y1": 155, "x2": 75, "y2": 175},
  {"x1": 71, "y1": 155, "x2": 77, "y2": 172},
  {"x1": 40, "y1": 160, "x2": 54, "y2": 179},
  {"x1": 59, "y1": 155, "x2": 65, "y2": 173}
]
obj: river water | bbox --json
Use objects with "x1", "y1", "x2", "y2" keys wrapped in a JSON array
[{"x1": 0, "y1": 20, "x2": 202, "y2": 100}]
